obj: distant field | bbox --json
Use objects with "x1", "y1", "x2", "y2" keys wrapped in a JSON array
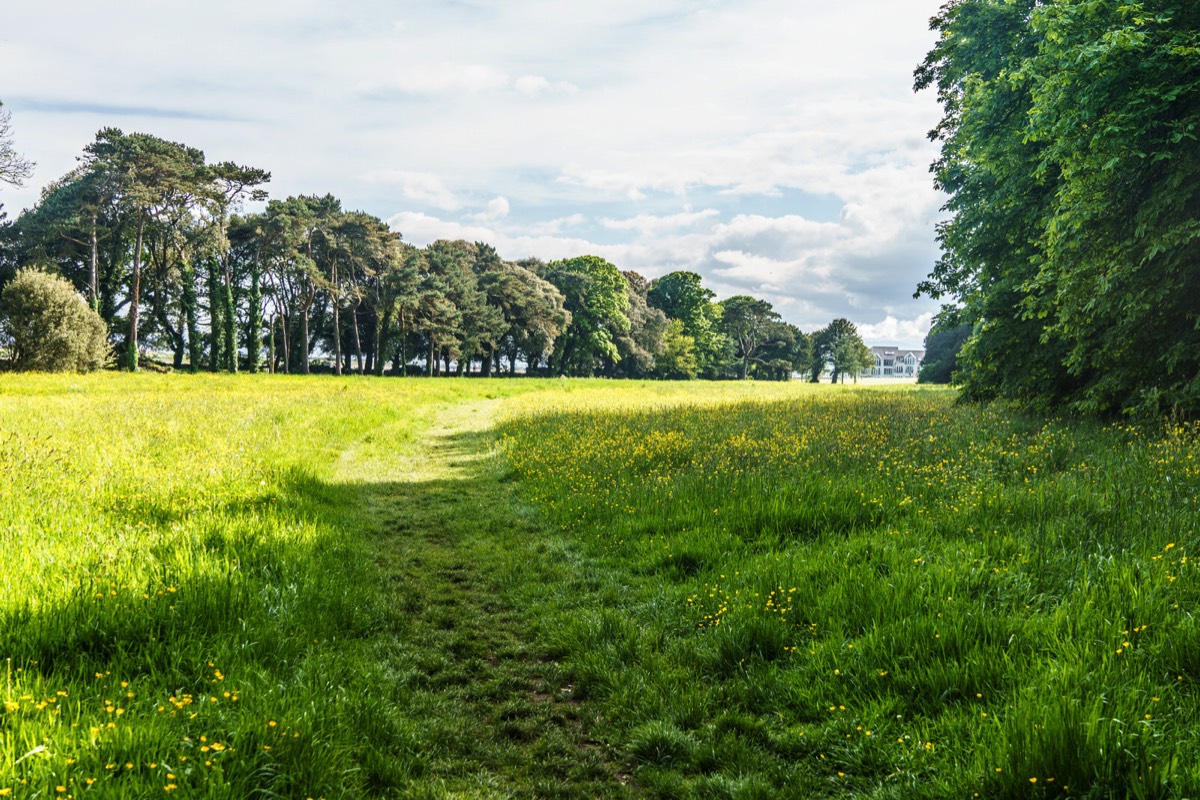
[{"x1": 2, "y1": 375, "x2": 1198, "y2": 798}]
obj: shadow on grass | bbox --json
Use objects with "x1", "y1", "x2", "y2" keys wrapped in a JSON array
[{"x1": 0, "y1": 427, "x2": 632, "y2": 799}]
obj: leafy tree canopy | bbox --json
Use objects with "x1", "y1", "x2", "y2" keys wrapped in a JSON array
[
  {"x1": 544, "y1": 255, "x2": 630, "y2": 376},
  {"x1": 918, "y1": 0, "x2": 1200, "y2": 415}
]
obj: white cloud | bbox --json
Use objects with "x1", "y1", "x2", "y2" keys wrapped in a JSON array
[
  {"x1": 473, "y1": 196, "x2": 510, "y2": 221},
  {"x1": 360, "y1": 170, "x2": 462, "y2": 211},
  {"x1": 528, "y1": 214, "x2": 585, "y2": 236},
  {"x1": 375, "y1": 63, "x2": 509, "y2": 95},
  {"x1": 856, "y1": 314, "x2": 935, "y2": 350},
  {"x1": 557, "y1": 166, "x2": 653, "y2": 201},
  {"x1": 388, "y1": 211, "x2": 626, "y2": 264},
  {"x1": 600, "y1": 209, "x2": 719, "y2": 234},
  {"x1": 514, "y1": 75, "x2": 578, "y2": 96}
]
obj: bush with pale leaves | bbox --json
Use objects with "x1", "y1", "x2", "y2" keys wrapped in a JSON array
[{"x1": 0, "y1": 268, "x2": 109, "y2": 372}]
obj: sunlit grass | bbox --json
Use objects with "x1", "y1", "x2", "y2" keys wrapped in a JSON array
[{"x1": 0, "y1": 373, "x2": 544, "y2": 799}]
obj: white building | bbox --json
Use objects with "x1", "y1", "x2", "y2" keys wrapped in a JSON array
[{"x1": 866, "y1": 346, "x2": 924, "y2": 378}]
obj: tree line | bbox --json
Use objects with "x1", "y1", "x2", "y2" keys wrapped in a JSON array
[
  {"x1": 0, "y1": 122, "x2": 872, "y2": 380},
  {"x1": 917, "y1": 0, "x2": 1200, "y2": 415}
]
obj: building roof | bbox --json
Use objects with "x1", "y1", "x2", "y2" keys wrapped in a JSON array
[{"x1": 870, "y1": 346, "x2": 925, "y2": 360}]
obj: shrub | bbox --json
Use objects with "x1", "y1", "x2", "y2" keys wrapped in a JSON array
[{"x1": 0, "y1": 267, "x2": 109, "y2": 372}]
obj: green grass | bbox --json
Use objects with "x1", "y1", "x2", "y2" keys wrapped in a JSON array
[
  {"x1": 3, "y1": 376, "x2": 1200, "y2": 798},
  {"x1": 0, "y1": 373, "x2": 600, "y2": 799},
  {"x1": 500, "y1": 386, "x2": 1200, "y2": 798}
]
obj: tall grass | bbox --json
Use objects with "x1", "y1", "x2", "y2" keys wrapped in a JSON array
[
  {"x1": 501, "y1": 385, "x2": 1200, "y2": 798},
  {"x1": 0, "y1": 373, "x2": 536, "y2": 799},
  {"x1": 7, "y1": 374, "x2": 1200, "y2": 797}
]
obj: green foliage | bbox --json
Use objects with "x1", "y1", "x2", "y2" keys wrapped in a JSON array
[
  {"x1": 919, "y1": 0, "x2": 1200, "y2": 415},
  {"x1": 918, "y1": 318, "x2": 971, "y2": 384},
  {"x1": 0, "y1": 267, "x2": 109, "y2": 371},
  {"x1": 753, "y1": 321, "x2": 809, "y2": 381},
  {"x1": 719, "y1": 295, "x2": 781, "y2": 380},
  {"x1": 544, "y1": 255, "x2": 631, "y2": 376},
  {"x1": 655, "y1": 319, "x2": 700, "y2": 379},
  {"x1": 612, "y1": 270, "x2": 670, "y2": 378},
  {"x1": 82, "y1": 129, "x2": 213, "y2": 371},
  {"x1": 810, "y1": 317, "x2": 869, "y2": 383},
  {"x1": 648, "y1": 271, "x2": 728, "y2": 376}
]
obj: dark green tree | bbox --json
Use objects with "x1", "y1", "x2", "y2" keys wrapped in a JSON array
[
  {"x1": 918, "y1": 314, "x2": 971, "y2": 384},
  {"x1": 755, "y1": 321, "x2": 810, "y2": 381},
  {"x1": 648, "y1": 271, "x2": 727, "y2": 375},
  {"x1": 719, "y1": 295, "x2": 780, "y2": 380},
  {"x1": 206, "y1": 162, "x2": 270, "y2": 373},
  {"x1": 612, "y1": 271, "x2": 669, "y2": 378},
  {"x1": 81, "y1": 129, "x2": 209, "y2": 371},
  {"x1": 810, "y1": 318, "x2": 866, "y2": 383}
]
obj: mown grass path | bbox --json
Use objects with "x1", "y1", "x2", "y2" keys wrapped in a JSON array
[{"x1": 335, "y1": 398, "x2": 637, "y2": 799}]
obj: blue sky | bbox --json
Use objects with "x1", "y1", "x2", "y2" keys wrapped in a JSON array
[{"x1": 1, "y1": 0, "x2": 948, "y2": 348}]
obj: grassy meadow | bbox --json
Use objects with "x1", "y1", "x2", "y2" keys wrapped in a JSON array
[{"x1": 1, "y1": 375, "x2": 1198, "y2": 798}]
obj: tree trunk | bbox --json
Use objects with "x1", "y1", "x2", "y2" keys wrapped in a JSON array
[
  {"x1": 398, "y1": 319, "x2": 407, "y2": 376},
  {"x1": 300, "y1": 286, "x2": 315, "y2": 374},
  {"x1": 372, "y1": 305, "x2": 389, "y2": 377},
  {"x1": 268, "y1": 314, "x2": 276, "y2": 374},
  {"x1": 246, "y1": 261, "x2": 262, "y2": 373},
  {"x1": 208, "y1": 259, "x2": 223, "y2": 372},
  {"x1": 89, "y1": 211, "x2": 100, "y2": 313},
  {"x1": 301, "y1": 312, "x2": 311, "y2": 374},
  {"x1": 222, "y1": 273, "x2": 237, "y2": 373},
  {"x1": 351, "y1": 301, "x2": 364, "y2": 374},
  {"x1": 279, "y1": 313, "x2": 290, "y2": 374},
  {"x1": 331, "y1": 256, "x2": 342, "y2": 376},
  {"x1": 181, "y1": 261, "x2": 201, "y2": 372},
  {"x1": 126, "y1": 210, "x2": 145, "y2": 371}
]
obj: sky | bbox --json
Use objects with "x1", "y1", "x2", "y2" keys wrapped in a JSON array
[{"x1": 1, "y1": 0, "x2": 949, "y2": 348}]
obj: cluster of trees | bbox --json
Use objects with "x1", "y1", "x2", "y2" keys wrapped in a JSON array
[
  {"x1": 917, "y1": 0, "x2": 1200, "y2": 415},
  {"x1": 0, "y1": 120, "x2": 873, "y2": 380}
]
